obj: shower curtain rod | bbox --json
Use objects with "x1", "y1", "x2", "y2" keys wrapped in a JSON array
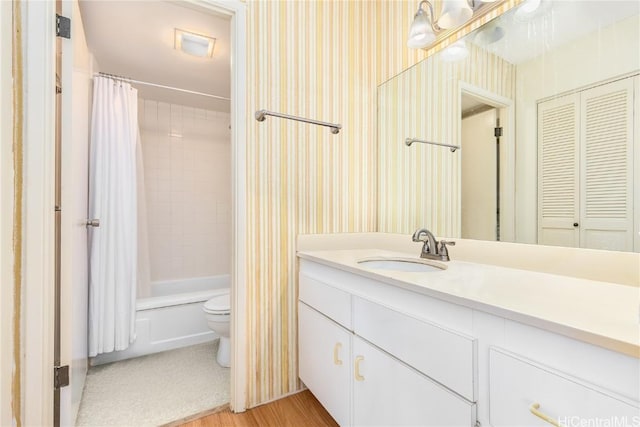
[{"x1": 94, "y1": 72, "x2": 231, "y2": 102}]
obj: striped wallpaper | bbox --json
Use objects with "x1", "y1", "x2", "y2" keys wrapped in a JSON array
[
  {"x1": 377, "y1": 43, "x2": 516, "y2": 236},
  {"x1": 243, "y1": 0, "x2": 519, "y2": 408},
  {"x1": 245, "y1": 0, "x2": 379, "y2": 407}
]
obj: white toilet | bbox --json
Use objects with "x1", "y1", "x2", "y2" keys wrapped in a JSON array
[{"x1": 203, "y1": 291, "x2": 231, "y2": 367}]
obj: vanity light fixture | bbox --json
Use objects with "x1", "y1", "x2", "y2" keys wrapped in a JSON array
[
  {"x1": 408, "y1": 0, "x2": 496, "y2": 49},
  {"x1": 407, "y1": 2, "x2": 437, "y2": 48},
  {"x1": 474, "y1": 22, "x2": 505, "y2": 46},
  {"x1": 174, "y1": 29, "x2": 216, "y2": 58},
  {"x1": 439, "y1": 0, "x2": 474, "y2": 29},
  {"x1": 440, "y1": 40, "x2": 469, "y2": 62},
  {"x1": 514, "y1": 0, "x2": 542, "y2": 21}
]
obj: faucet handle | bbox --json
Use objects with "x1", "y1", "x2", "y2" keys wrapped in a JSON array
[{"x1": 438, "y1": 240, "x2": 456, "y2": 258}]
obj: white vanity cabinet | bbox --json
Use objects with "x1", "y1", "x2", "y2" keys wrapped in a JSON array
[
  {"x1": 298, "y1": 266, "x2": 477, "y2": 426},
  {"x1": 298, "y1": 273, "x2": 353, "y2": 426},
  {"x1": 298, "y1": 302, "x2": 352, "y2": 427},
  {"x1": 489, "y1": 348, "x2": 640, "y2": 426},
  {"x1": 353, "y1": 296, "x2": 476, "y2": 402},
  {"x1": 297, "y1": 256, "x2": 640, "y2": 427},
  {"x1": 352, "y1": 336, "x2": 475, "y2": 426}
]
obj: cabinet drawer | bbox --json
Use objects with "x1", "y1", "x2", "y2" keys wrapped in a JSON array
[
  {"x1": 353, "y1": 296, "x2": 476, "y2": 401},
  {"x1": 490, "y1": 347, "x2": 640, "y2": 426},
  {"x1": 299, "y1": 273, "x2": 351, "y2": 329},
  {"x1": 353, "y1": 336, "x2": 476, "y2": 427}
]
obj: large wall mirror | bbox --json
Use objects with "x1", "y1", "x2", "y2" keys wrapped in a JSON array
[{"x1": 378, "y1": 0, "x2": 640, "y2": 252}]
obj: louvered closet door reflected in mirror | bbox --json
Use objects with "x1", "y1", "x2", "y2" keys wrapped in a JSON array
[
  {"x1": 537, "y1": 93, "x2": 580, "y2": 248},
  {"x1": 538, "y1": 75, "x2": 637, "y2": 252}
]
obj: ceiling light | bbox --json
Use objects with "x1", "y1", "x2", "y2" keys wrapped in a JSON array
[
  {"x1": 174, "y1": 29, "x2": 216, "y2": 58},
  {"x1": 440, "y1": 40, "x2": 469, "y2": 62}
]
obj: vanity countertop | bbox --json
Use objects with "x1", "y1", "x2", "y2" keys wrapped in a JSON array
[{"x1": 297, "y1": 248, "x2": 640, "y2": 358}]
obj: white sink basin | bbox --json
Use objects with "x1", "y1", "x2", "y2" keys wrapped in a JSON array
[{"x1": 357, "y1": 257, "x2": 446, "y2": 273}]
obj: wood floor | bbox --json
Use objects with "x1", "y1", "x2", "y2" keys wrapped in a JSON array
[{"x1": 176, "y1": 390, "x2": 339, "y2": 427}]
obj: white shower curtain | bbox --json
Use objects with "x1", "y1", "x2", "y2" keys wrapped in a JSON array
[
  {"x1": 88, "y1": 76, "x2": 141, "y2": 356},
  {"x1": 136, "y1": 128, "x2": 151, "y2": 299}
]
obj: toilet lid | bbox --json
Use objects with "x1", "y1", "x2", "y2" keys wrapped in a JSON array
[{"x1": 204, "y1": 292, "x2": 230, "y2": 313}]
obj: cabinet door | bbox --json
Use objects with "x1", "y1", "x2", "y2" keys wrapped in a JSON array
[
  {"x1": 538, "y1": 93, "x2": 581, "y2": 247},
  {"x1": 298, "y1": 302, "x2": 351, "y2": 426},
  {"x1": 538, "y1": 76, "x2": 636, "y2": 251},
  {"x1": 579, "y1": 77, "x2": 634, "y2": 251},
  {"x1": 352, "y1": 336, "x2": 476, "y2": 427}
]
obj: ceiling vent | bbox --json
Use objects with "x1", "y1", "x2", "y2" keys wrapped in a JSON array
[{"x1": 174, "y1": 29, "x2": 216, "y2": 58}]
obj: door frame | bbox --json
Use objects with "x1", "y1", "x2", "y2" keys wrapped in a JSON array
[
  {"x1": 1, "y1": 1, "x2": 17, "y2": 425},
  {"x1": 19, "y1": 0, "x2": 248, "y2": 423},
  {"x1": 458, "y1": 82, "x2": 515, "y2": 242},
  {"x1": 187, "y1": 0, "x2": 249, "y2": 412},
  {"x1": 18, "y1": 0, "x2": 57, "y2": 424},
  {"x1": 634, "y1": 75, "x2": 640, "y2": 253}
]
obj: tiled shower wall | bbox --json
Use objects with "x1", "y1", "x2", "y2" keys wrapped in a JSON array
[{"x1": 138, "y1": 99, "x2": 230, "y2": 282}]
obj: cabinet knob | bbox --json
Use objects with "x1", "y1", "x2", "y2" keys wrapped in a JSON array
[
  {"x1": 573, "y1": 222, "x2": 579, "y2": 227},
  {"x1": 354, "y1": 356, "x2": 365, "y2": 381}
]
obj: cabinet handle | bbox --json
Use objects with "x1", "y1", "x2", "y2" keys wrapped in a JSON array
[
  {"x1": 333, "y1": 343, "x2": 343, "y2": 365},
  {"x1": 354, "y1": 356, "x2": 364, "y2": 381},
  {"x1": 529, "y1": 403, "x2": 560, "y2": 427}
]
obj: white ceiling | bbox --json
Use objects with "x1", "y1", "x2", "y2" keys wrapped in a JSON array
[
  {"x1": 468, "y1": 0, "x2": 640, "y2": 65},
  {"x1": 79, "y1": 1, "x2": 231, "y2": 112}
]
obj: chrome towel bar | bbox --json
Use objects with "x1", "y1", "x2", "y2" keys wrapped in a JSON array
[
  {"x1": 405, "y1": 138, "x2": 460, "y2": 152},
  {"x1": 255, "y1": 109, "x2": 341, "y2": 134}
]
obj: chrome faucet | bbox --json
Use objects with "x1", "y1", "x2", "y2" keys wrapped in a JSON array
[{"x1": 411, "y1": 228, "x2": 455, "y2": 262}]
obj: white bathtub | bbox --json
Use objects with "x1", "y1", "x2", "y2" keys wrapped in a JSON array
[{"x1": 91, "y1": 275, "x2": 229, "y2": 365}]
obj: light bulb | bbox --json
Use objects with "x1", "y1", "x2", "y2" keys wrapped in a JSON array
[
  {"x1": 440, "y1": 40, "x2": 469, "y2": 62},
  {"x1": 407, "y1": 7, "x2": 436, "y2": 49}
]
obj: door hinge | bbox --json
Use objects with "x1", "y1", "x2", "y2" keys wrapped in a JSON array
[
  {"x1": 54, "y1": 365, "x2": 69, "y2": 389},
  {"x1": 56, "y1": 14, "x2": 71, "y2": 39},
  {"x1": 494, "y1": 127, "x2": 503, "y2": 138}
]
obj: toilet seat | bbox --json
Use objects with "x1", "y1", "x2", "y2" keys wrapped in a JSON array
[
  {"x1": 203, "y1": 290, "x2": 231, "y2": 367},
  {"x1": 203, "y1": 292, "x2": 230, "y2": 314}
]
